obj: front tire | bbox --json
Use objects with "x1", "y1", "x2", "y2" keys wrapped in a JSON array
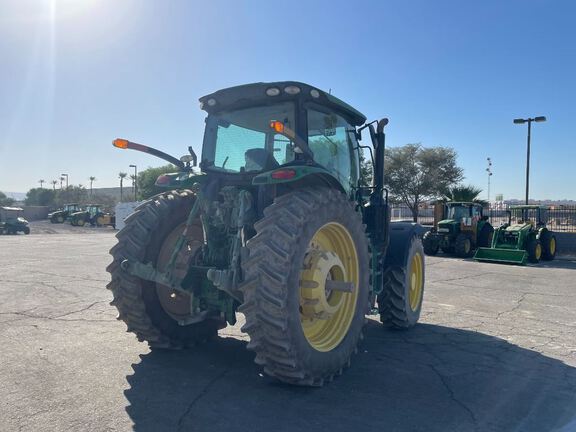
[
  {"x1": 378, "y1": 236, "x2": 425, "y2": 328},
  {"x1": 527, "y1": 238, "x2": 542, "y2": 263},
  {"x1": 239, "y1": 187, "x2": 370, "y2": 386},
  {"x1": 455, "y1": 233, "x2": 473, "y2": 257},
  {"x1": 422, "y1": 231, "x2": 439, "y2": 256},
  {"x1": 107, "y1": 190, "x2": 224, "y2": 349}
]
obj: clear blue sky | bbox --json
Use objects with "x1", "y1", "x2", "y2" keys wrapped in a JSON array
[{"x1": 1, "y1": 0, "x2": 575, "y2": 200}]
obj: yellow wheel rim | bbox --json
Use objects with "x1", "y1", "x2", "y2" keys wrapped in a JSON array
[
  {"x1": 300, "y1": 223, "x2": 359, "y2": 352},
  {"x1": 535, "y1": 243, "x2": 542, "y2": 260},
  {"x1": 409, "y1": 253, "x2": 424, "y2": 311},
  {"x1": 550, "y1": 237, "x2": 556, "y2": 255}
]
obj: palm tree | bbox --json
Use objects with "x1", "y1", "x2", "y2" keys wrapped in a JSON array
[
  {"x1": 119, "y1": 172, "x2": 127, "y2": 201},
  {"x1": 443, "y1": 184, "x2": 488, "y2": 206},
  {"x1": 38, "y1": 179, "x2": 45, "y2": 189},
  {"x1": 89, "y1": 176, "x2": 96, "y2": 196},
  {"x1": 51, "y1": 180, "x2": 58, "y2": 190}
]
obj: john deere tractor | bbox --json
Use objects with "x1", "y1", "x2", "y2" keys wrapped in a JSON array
[
  {"x1": 0, "y1": 206, "x2": 30, "y2": 235},
  {"x1": 107, "y1": 81, "x2": 426, "y2": 386},
  {"x1": 69, "y1": 205, "x2": 115, "y2": 227},
  {"x1": 474, "y1": 205, "x2": 557, "y2": 265},
  {"x1": 48, "y1": 203, "x2": 81, "y2": 224},
  {"x1": 423, "y1": 202, "x2": 493, "y2": 257}
]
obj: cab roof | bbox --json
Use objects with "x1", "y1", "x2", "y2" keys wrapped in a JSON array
[
  {"x1": 199, "y1": 81, "x2": 367, "y2": 126},
  {"x1": 509, "y1": 205, "x2": 547, "y2": 210},
  {"x1": 445, "y1": 201, "x2": 483, "y2": 206}
]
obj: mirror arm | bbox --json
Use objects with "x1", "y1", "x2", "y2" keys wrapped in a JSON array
[{"x1": 188, "y1": 146, "x2": 198, "y2": 167}]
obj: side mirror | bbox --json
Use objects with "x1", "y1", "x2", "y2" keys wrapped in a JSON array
[{"x1": 180, "y1": 155, "x2": 195, "y2": 166}]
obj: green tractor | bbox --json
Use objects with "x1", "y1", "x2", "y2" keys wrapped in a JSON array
[
  {"x1": 474, "y1": 205, "x2": 557, "y2": 265},
  {"x1": 0, "y1": 206, "x2": 30, "y2": 235},
  {"x1": 423, "y1": 202, "x2": 493, "y2": 257},
  {"x1": 69, "y1": 205, "x2": 116, "y2": 227},
  {"x1": 48, "y1": 203, "x2": 81, "y2": 224},
  {"x1": 107, "y1": 81, "x2": 426, "y2": 386}
]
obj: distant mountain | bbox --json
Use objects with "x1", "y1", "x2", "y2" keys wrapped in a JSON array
[{"x1": 1, "y1": 191, "x2": 26, "y2": 201}]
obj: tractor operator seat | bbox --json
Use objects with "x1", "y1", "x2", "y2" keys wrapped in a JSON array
[{"x1": 244, "y1": 148, "x2": 280, "y2": 172}]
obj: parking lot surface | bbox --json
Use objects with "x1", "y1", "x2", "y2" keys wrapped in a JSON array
[{"x1": 1, "y1": 221, "x2": 576, "y2": 432}]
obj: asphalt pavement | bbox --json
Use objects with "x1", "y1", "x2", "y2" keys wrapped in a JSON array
[{"x1": 1, "y1": 221, "x2": 575, "y2": 432}]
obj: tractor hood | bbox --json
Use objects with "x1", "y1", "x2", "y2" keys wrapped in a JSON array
[
  {"x1": 437, "y1": 219, "x2": 458, "y2": 231},
  {"x1": 505, "y1": 223, "x2": 531, "y2": 232}
]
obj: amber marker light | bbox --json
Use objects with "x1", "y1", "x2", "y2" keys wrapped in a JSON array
[
  {"x1": 113, "y1": 138, "x2": 129, "y2": 149},
  {"x1": 269, "y1": 120, "x2": 285, "y2": 134}
]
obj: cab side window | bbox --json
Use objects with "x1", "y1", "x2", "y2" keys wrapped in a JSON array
[{"x1": 307, "y1": 109, "x2": 357, "y2": 189}]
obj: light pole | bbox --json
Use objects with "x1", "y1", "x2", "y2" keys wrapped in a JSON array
[
  {"x1": 129, "y1": 164, "x2": 138, "y2": 201},
  {"x1": 513, "y1": 116, "x2": 546, "y2": 205},
  {"x1": 61, "y1": 173, "x2": 69, "y2": 190},
  {"x1": 486, "y1": 158, "x2": 492, "y2": 203}
]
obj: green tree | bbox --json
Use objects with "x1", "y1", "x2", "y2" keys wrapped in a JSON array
[
  {"x1": 384, "y1": 143, "x2": 464, "y2": 221},
  {"x1": 25, "y1": 188, "x2": 57, "y2": 206},
  {"x1": 0, "y1": 191, "x2": 15, "y2": 206},
  {"x1": 137, "y1": 164, "x2": 179, "y2": 200},
  {"x1": 359, "y1": 150, "x2": 373, "y2": 187},
  {"x1": 443, "y1": 184, "x2": 488, "y2": 206}
]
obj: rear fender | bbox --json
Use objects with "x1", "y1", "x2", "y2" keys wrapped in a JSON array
[
  {"x1": 384, "y1": 222, "x2": 425, "y2": 269},
  {"x1": 252, "y1": 166, "x2": 345, "y2": 194}
]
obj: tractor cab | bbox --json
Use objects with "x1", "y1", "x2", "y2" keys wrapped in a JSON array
[
  {"x1": 86, "y1": 205, "x2": 102, "y2": 219},
  {"x1": 508, "y1": 205, "x2": 547, "y2": 227},
  {"x1": 0, "y1": 206, "x2": 30, "y2": 235},
  {"x1": 437, "y1": 202, "x2": 486, "y2": 232},
  {"x1": 198, "y1": 82, "x2": 366, "y2": 193},
  {"x1": 64, "y1": 203, "x2": 81, "y2": 213}
]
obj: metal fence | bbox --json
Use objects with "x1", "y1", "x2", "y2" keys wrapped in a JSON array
[{"x1": 390, "y1": 204, "x2": 576, "y2": 233}]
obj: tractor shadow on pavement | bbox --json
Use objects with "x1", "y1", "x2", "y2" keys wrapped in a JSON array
[{"x1": 124, "y1": 321, "x2": 576, "y2": 432}]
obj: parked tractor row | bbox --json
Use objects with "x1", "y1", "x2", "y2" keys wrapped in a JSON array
[
  {"x1": 423, "y1": 202, "x2": 557, "y2": 265},
  {"x1": 48, "y1": 204, "x2": 115, "y2": 228}
]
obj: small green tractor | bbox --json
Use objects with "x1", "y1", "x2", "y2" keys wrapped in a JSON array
[
  {"x1": 423, "y1": 202, "x2": 493, "y2": 257},
  {"x1": 107, "y1": 81, "x2": 426, "y2": 386},
  {"x1": 48, "y1": 203, "x2": 81, "y2": 224},
  {"x1": 69, "y1": 205, "x2": 116, "y2": 228},
  {"x1": 474, "y1": 205, "x2": 557, "y2": 265},
  {"x1": 0, "y1": 206, "x2": 30, "y2": 235}
]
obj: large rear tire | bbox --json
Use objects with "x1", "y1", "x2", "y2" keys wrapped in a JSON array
[
  {"x1": 540, "y1": 230, "x2": 557, "y2": 261},
  {"x1": 378, "y1": 236, "x2": 425, "y2": 328},
  {"x1": 107, "y1": 190, "x2": 224, "y2": 349},
  {"x1": 239, "y1": 187, "x2": 370, "y2": 386}
]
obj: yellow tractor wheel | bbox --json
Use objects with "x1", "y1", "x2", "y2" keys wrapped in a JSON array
[
  {"x1": 378, "y1": 236, "x2": 425, "y2": 328},
  {"x1": 239, "y1": 187, "x2": 370, "y2": 386}
]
